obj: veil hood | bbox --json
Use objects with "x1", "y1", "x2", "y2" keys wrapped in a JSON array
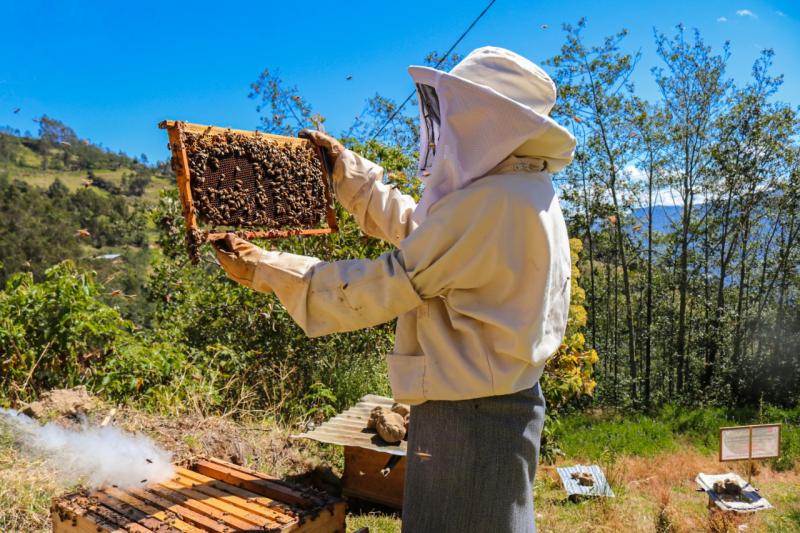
[{"x1": 409, "y1": 46, "x2": 576, "y2": 222}]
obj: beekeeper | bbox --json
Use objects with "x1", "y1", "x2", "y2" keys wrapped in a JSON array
[{"x1": 213, "y1": 46, "x2": 575, "y2": 533}]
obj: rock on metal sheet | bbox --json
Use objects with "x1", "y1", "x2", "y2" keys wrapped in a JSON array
[
  {"x1": 696, "y1": 472, "x2": 772, "y2": 513},
  {"x1": 557, "y1": 464, "x2": 615, "y2": 497},
  {"x1": 292, "y1": 394, "x2": 407, "y2": 456}
]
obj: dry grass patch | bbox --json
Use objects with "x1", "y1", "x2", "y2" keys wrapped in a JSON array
[
  {"x1": 536, "y1": 450, "x2": 800, "y2": 533},
  {"x1": 0, "y1": 430, "x2": 64, "y2": 532}
]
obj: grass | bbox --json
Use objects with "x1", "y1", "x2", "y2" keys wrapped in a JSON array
[
  {"x1": 535, "y1": 450, "x2": 800, "y2": 532},
  {"x1": 3, "y1": 165, "x2": 173, "y2": 201},
  {"x1": 1, "y1": 402, "x2": 798, "y2": 532},
  {"x1": 555, "y1": 412, "x2": 679, "y2": 459},
  {"x1": 347, "y1": 513, "x2": 401, "y2": 533},
  {"x1": 0, "y1": 430, "x2": 63, "y2": 532},
  {"x1": 554, "y1": 405, "x2": 800, "y2": 471}
]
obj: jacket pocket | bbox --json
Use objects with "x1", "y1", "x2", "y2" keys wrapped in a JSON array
[{"x1": 386, "y1": 352, "x2": 426, "y2": 404}]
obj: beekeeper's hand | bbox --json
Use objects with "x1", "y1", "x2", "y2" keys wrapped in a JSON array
[
  {"x1": 209, "y1": 234, "x2": 271, "y2": 292},
  {"x1": 299, "y1": 129, "x2": 345, "y2": 173}
]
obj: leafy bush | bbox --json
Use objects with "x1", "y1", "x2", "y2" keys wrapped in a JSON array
[
  {"x1": 0, "y1": 262, "x2": 133, "y2": 402},
  {"x1": 540, "y1": 238, "x2": 598, "y2": 460}
]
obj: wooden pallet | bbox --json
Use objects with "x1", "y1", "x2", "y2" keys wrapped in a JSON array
[{"x1": 51, "y1": 458, "x2": 346, "y2": 533}]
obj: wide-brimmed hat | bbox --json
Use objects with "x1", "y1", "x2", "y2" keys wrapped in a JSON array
[{"x1": 408, "y1": 46, "x2": 575, "y2": 221}]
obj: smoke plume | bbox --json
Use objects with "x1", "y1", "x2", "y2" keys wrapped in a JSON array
[{"x1": 0, "y1": 408, "x2": 174, "y2": 489}]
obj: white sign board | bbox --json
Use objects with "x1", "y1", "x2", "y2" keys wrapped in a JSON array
[
  {"x1": 751, "y1": 425, "x2": 781, "y2": 459},
  {"x1": 720, "y1": 424, "x2": 781, "y2": 462}
]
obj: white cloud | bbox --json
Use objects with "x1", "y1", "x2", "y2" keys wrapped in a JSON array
[
  {"x1": 736, "y1": 9, "x2": 757, "y2": 18},
  {"x1": 776, "y1": 11, "x2": 785, "y2": 17},
  {"x1": 717, "y1": 16, "x2": 728, "y2": 22},
  {"x1": 623, "y1": 164, "x2": 647, "y2": 182}
]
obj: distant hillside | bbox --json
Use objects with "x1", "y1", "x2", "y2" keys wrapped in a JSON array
[
  {"x1": 631, "y1": 204, "x2": 682, "y2": 234},
  {"x1": 0, "y1": 119, "x2": 177, "y2": 320},
  {"x1": 0, "y1": 118, "x2": 173, "y2": 201}
]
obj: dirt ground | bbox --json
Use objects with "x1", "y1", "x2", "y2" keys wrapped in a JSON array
[{"x1": 1, "y1": 390, "x2": 798, "y2": 532}]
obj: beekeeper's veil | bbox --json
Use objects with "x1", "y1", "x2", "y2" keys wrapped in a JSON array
[{"x1": 409, "y1": 46, "x2": 576, "y2": 223}]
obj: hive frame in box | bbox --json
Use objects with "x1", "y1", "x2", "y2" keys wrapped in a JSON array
[
  {"x1": 51, "y1": 457, "x2": 346, "y2": 532},
  {"x1": 159, "y1": 120, "x2": 338, "y2": 258}
]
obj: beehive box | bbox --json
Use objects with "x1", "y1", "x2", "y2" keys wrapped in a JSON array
[
  {"x1": 294, "y1": 395, "x2": 407, "y2": 509},
  {"x1": 51, "y1": 458, "x2": 346, "y2": 533}
]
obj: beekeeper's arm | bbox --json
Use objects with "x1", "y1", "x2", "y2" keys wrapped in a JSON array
[
  {"x1": 212, "y1": 187, "x2": 503, "y2": 337},
  {"x1": 300, "y1": 130, "x2": 417, "y2": 247}
]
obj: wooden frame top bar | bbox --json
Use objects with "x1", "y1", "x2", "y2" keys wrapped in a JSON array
[{"x1": 159, "y1": 120, "x2": 311, "y2": 147}]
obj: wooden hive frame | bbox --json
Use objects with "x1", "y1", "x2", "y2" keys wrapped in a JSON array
[
  {"x1": 159, "y1": 120, "x2": 338, "y2": 246},
  {"x1": 51, "y1": 457, "x2": 346, "y2": 533}
]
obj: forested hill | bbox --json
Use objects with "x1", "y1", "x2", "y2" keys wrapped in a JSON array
[{"x1": 0, "y1": 118, "x2": 173, "y2": 320}]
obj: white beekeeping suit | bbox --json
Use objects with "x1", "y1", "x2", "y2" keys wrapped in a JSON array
[{"x1": 213, "y1": 46, "x2": 576, "y2": 406}]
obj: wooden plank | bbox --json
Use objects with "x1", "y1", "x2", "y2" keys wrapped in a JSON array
[
  {"x1": 128, "y1": 488, "x2": 233, "y2": 533},
  {"x1": 165, "y1": 124, "x2": 197, "y2": 234},
  {"x1": 93, "y1": 491, "x2": 183, "y2": 533},
  {"x1": 102, "y1": 487, "x2": 205, "y2": 533},
  {"x1": 51, "y1": 502, "x2": 127, "y2": 533},
  {"x1": 55, "y1": 494, "x2": 155, "y2": 533},
  {"x1": 191, "y1": 460, "x2": 345, "y2": 533},
  {"x1": 342, "y1": 446, "x2": 406, "y2": 509},
  {"x1": 53, "y1": 456, "x2": 345, "y2": 533},
  {"x1": 157, "y1": 479, "x2": 275, "y2": 529},
  {"x1": 159, "y1": 121, "x2": 310, "y2": 147},
  {"x1": 285, "y1": 502, "x2": 346, "y2": 533},
  {"x1": 171, "y1": 471, "x2": 289, "y2": 529},
  {"x1": 205, "y1": 227, "x2": 335, "y2": 241},
  {"x1": 176, "y1": 467, "x2": 296, "y2": 526},
  {"x1": 194, "y1": 459, "x2": 322, "y2": 510},
  {"x1": 146, "y1": 484, "x2": 257, "y2": 532}
]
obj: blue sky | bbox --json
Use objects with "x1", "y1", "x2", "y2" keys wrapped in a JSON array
[{"x1": 1, "y1": 0, "x2": 797, "y2": 163}]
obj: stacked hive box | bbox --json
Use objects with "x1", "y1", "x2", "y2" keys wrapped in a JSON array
[{"x1": 51, "y1": 458, "x2": 346, "y2": 533}]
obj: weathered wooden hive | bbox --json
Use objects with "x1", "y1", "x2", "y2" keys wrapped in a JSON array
[
  {"x1": 295, "y1": 395, "x2": 407, "y2": 509},
  {"x1": 51, "y1": 458, "x2": 346, "y2": 532}
]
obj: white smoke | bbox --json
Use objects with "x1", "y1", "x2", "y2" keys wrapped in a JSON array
[{"x1": 0, "y1": 408, "x2": 174, "y2": 489}]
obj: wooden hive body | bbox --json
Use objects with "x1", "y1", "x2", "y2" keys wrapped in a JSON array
[
  {"x1": 294, "y1": 395, "x2": 407, "y2": 509},
  {"x1": 51, "y1": 458, "x2": 346, "y2": 533}
]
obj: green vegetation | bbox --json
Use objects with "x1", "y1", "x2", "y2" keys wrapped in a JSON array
[
  {"x1": 1, "y1": 18, "x2": 799, "y2": 533},
  {"x1": 555, "y1": 405, "x2": 800, "y2": 470}
]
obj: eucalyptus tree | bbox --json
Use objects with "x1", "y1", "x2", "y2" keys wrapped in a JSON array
[
  {"x1": 652, "y1": 26, "x2": 731, "y2": 395},
  {"x1": 710, "y1": 50, "x2": 799, "y2": 399},
  {"x1": 547, "y1": 18, "x2": 641, "y2": 402},
  {"x1": 628, "y1": 98, "x2": 668, "y2": 407}
]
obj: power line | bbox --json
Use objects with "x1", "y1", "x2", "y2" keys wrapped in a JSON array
[{"x1": 370, "y1": 0, "x2": 497, "y2": 140}]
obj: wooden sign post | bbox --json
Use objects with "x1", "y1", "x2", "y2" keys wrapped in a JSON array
[{"x1": 719, "y1": 424, "x2": 781, "y2": 484}]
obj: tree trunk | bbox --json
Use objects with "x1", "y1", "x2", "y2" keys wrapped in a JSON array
[
  {"x1": 675, "y1": 164, "x2": 692, "y2": 393},
  {"x1": 645, "y1": 157, "x2": 654, "y2": 408}
]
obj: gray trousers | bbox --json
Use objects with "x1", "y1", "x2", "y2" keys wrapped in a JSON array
[{"x1": 402, "y1": 383, "x2": 545, "y2": 533}]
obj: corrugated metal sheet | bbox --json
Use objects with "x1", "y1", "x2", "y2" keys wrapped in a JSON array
[
  {"x1": 695, "y1": 472, "x2": 772, "y2": 513},
  {"x1": 292, "y1": 394, "x2": 407, "y2": 456},
  {"x1": 557, "y1": 465, "x2": 615, "y2": 498}
]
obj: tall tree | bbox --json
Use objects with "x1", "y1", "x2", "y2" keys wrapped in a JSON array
[
  {"x1": 548, "y1": 19, "x2": 641, "y2": 402},
  {"x1": 652, "y1": 26, "x2": 731, "y2": 394},
  {"x1": 629, "y1": 98, "x2": 667, "y2": 407}
]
